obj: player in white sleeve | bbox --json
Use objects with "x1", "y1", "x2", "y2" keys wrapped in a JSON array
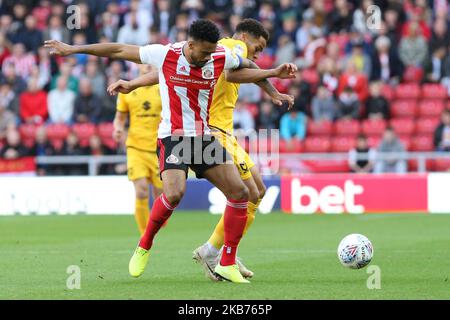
[{"x1": 44, "y1": 19, "x2": 296, "y2": 284}]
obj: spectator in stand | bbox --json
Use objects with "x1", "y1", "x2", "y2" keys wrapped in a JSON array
[
  {"x1": 168, "y1": 12, "x2": 189, "y2": 43},
  {"x1": 2, "y1": 43, "x2": 36, "y2": 79},
  {"x1": 100, "y1": 77, "x2": 118, "y2": 123},
  {"x1": 86, "y1": 134, "x2": 115, "y2": 175},
  {"x1": 442, "y1": 44, "x2": 450, "y2": 95},
  {"x1": 365, "y1": 81, "x2": 390, "y2": 120},
  {"x1": 233, "y1": 101, "x2": 255, "y2": 132},
  {"x1": 50, "y1": 61, "x2": 79, "y2": 93},
  {"x1": 336, "y1": 86, "x2": 360, "y2": 120},
  {"x1": 98, "y1": 11, "x2": 119, "y2": 42},
  {"x1": 374, "y1": 127, "x2": 407, "y2": 174},
  {"x1": 311, "y1": 85, "x2": 336, "y2": 122},
  {"x1": 429, "y1": 18, "x2": 450, "y2": 54},
  {"x1": 47, "y1": 76, "x2": 75, "y2": 124},
  {"x1": 274, "y1": 34, "x2": 296, "y2": 66},
  {"x1": 58, "y1": 131, "x2": 87, "y2": 175},
  {"x1": 398, "y1": 22, "x2": 428, "y2": 69},
  {"x1": 19, "y1": 77, "x2": 48, "y2": 124},
  {"x1": 0, "y1": 82, "x2": 18, "y2": 114},
  {"x1": 124, "y1": 0, "x2": 152, "y2": 31},
  {"x1": 257, "y1": 99, "x2": 280, "y2": 130},
  {"x1": 424, "y1": 46, "x2": 447, "y2": 83},
  {"x1": 280, "y1": 108, "x2": 307, "y2": 141},
  {"x1": 73, "y1": 77, "x2": 102, "y2": 124},
  {"x1": 0, "y1": 32, "x2": 11, "y2": 65},
  {"x1": 0, "y1": 63, "x2": 27, "y2": 96},
  {"x1": 85, "y1": 60, "x2": 106, "y2": 98},
  {"x1": 352, "y1": 0, "x2": 375, "y2": 36},
  {"x1": 327, "y1": 0, "x2": 353, "y2": 33},
  {"x1": 434, "y1": 109, "x2": 450, "y2": 151},
  {"x1": 0, "y1": 127, "x2": 29, "y2": 159},
  {"x1": 0, "y1": 100, "x2": 17, "y2": 140},
  {"x1": 13, "y1": 15, "x2": 42, "y2": 53},
  {"x1": 29, "y1": 126, "x2": 55, "y2": 175},
  {"x1": 42, "y1": 15, "x2": 70, "y2": 44},
  {"x1": 370, "y1": 35, "x2": 403, "y2": 84},
  {"x1": 318, "y1": 57, "x2": 340, "y2": 94},
  {"x1": 35, "y1": 46, "x2": 51, "y2": 89},
  {"x1": 153, "y1": 0, "x2": 174, "y2": 39},
  {"x1": 344, "y1": 40, "x2": 371, "y2": 78},
  {"x1": 237, "y1": 83, "x2": 261, "y2": 104},
  {"x1": 337, "y1": 61, "x2": 369, "y2": 102},
  {"x1": 348, "y1": 134, "x2": 376, "y2": 173},
  {"x1": 32, "y1": 0, "x2": 52, "y2": 31},
  {"x1": 117, "y1": 11, "x2": 149, "y2": 46}
]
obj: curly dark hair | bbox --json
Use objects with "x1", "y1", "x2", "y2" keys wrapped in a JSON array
[
  {"x1": 188, "y1": 19, "x2": 220, "y2": 43},
  {"x1": 235, "y1": 18, "x2": 270, "y2": 42}
]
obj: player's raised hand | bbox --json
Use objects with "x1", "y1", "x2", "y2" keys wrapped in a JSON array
[
  {"x1": 107, "y1": 79, "x2": 133, "y2": 96},
  {"x1": 274, "y1": 63, "x2": 298, "y2": 79},
  {"x1": 271, "y1": 93, "x2": 295, "y2": 110},
  {"x1": 43, "y1": 40, "x2": 74, "y2": 56}
]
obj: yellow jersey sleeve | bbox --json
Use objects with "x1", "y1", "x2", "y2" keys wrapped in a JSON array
[
  {"x1": 209, "y1": 38, "x2": 248, "y2": 134},
  {"x1": 116, "y1": 93, "x2": 129, "y2": 113}
]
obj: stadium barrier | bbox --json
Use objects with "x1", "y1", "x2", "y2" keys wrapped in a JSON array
[{"x1": 0, "y1": 174, "x2": 449, "y2": 215}]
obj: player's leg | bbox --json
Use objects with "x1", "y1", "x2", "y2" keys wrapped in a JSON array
[
  {"x1": 201, "y1": 163, "x2": 250, "y2": 283},
  {"x1": 127, "y1": 148, "x2": 151, "y2": 235},
  {"x1": 133, "y1": 178, "x2": 150, "y2": 235},
  {"x1": 129, "y1": 137, "x2": 188, "y2": 277}
]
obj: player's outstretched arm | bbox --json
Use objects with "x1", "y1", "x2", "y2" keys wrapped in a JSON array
[
  {"x1": 225, "y1": 60, "x2": 297, "y2": 83},
  {"x1": 44, "y1": 40, "x2": 142, "y2": 64},
  {"x1": 113, "y1": 111, "x2": 127, "y2": 142},
  {"x1": 107, "y1": 71, "x2": 160, "y2": 96}
]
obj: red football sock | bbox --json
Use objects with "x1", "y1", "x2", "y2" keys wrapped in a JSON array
[
  {"x1": 139, "y1": 194, "x2": 177, "y2": 250},
  {"x1": 220, "y1": 198, "x2": 248, "y2": 266}
]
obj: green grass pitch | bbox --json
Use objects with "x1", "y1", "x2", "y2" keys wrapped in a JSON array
[{"x1": 1, "y1": 212, "x2": 449, "y2": 299}]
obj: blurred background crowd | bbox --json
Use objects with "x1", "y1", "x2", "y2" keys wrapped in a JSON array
[{"x1": 0, "y1": 0, "x2": 450, "y2": 175}]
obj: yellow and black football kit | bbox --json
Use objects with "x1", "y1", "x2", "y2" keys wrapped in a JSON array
[
  {"x1": 116, "y1": 85, "x2": 162, "y2": 189},
  {"x1": 209, "y1": 38, "x2": 255, "y2": 181}
]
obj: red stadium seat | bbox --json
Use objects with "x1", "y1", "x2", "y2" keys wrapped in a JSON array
[
  {"x1": 367, "y1": 136, "x2": 381, "y2": 148},
  {"x1": 361, "y1": 119, "x2": 387, "y2": 136},
  {"x1": 394, "y1": 83, "x2": 421, "y2": 99},
  {"x1": 307, "y1": 120, "x2": 333, "y2": 136},
  {"x1": 46, "y1": 123, "x2": 70, "y2": 140},
  {"x1": 334, "y1": 119, "x2": 360, "y2": 136},
  {"x1": 402, "y1": 66, "x2": 424, "y2": 83},
  {"x1": 410, "y1": 135, "x2": 434, "y2": 151},
  {"x1": 279, "y1": 138, "x2": 303, "y2": 153},
  {"x1": 331, "y1": 136, "x2": 355, "y2": 152},
  {"x1": 72, "y1": 123, "x2": 97, "y2": 147},
  {"x1": 391, "y1": 100, "x2": 418, "y2": 118},
  {"x1": 418, "y1": 100, "x2": 445, "y2": 118},
  {"x1": 421, "y1": 84, "x2": 448, "y2": 99},
  {"x1": 415, "y1": 117, "x2": 440, "y2": 134},
  {"x1": 97, "y1": 122, "x2": 114, "y2": 139},
  {"x1": 381, "y1": 84, "x2": 395, "y2": 101},
  {"x1": 398, "y1": 136, "x2": 412, "y2": 151},
  {"x1": 303, "y1": 137, "x2": 331, "y2": 153},
  {"x1": 389, "y1": 118, "x2": 415, "y2": 135},
  {"x1": 46, "y1": 123, "x2": 70, "y2": 151},
  {"x1": 102, "y1": 137, "x2": 118, "y2": 150},
  {"x1": 433, "y1": 159, "x2": 450, "y2": 172},
  {"x1": 19, "y1": 124, "x2": 39, "y2": 147},
  {"x1": 408, "y1": 159, "x2": 434, "y2": 171}
]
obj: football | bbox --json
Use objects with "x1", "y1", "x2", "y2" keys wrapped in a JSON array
[{"x1": 337, "y1": 234, "x2": 374, "y2": 269}]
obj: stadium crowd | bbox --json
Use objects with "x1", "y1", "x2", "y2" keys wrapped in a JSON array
[{"x1": 0, "y1": 0, "x2": 450, "y2": 175}]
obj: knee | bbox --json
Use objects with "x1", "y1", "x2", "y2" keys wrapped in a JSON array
[
  {"x1": 248, "y1": 185, "x2": 260, "y2": 204},
  {"x1": 135, "y1": 183, "x2": 149, "y2": 199},
  {"x1": 164, "y1": 186, "x2": 185, "y2": 205},
  {"x1": 227, "y1": 184, "x2": 249, "y2": 201}
]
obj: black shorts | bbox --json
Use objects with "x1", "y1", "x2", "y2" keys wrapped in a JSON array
[{"x1": 157, "y1": 135, "x2": 232, "y2": 179}]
